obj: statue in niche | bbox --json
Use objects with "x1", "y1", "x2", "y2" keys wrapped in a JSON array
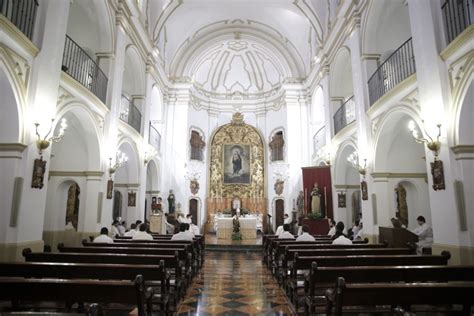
[
  {"x1": 190, "y1": 130, "x2": 205, "y2": 161},
  {"x1": 310, "y1": 183, "x2": 322, "y2": 216},
  {"x1": 269, "y1": 131, "x2": 284, "y2": 161},
  {"x1": 395, "y1": 184, "x2": 408, "y2": 227}
]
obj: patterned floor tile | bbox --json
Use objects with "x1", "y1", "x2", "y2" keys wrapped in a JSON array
[{"x1": 176, "y1": 249, "x2": 296, "y2": 315}]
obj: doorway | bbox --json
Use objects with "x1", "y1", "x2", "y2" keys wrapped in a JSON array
[
  {"x1": 189, "y1": 199, "x2": 198, "y2": 225},
  {"x1": 275, "y1": 199, "x2": 285, "y2": 228}
]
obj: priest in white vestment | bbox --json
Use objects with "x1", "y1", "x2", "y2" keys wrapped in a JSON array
[
  {"x1": 278, "y1": 224, "x2": 295, "y2": 239},
  {"x1": 275, "y1": 214, "x2": 292, "y2": 236},
  {"x1": 411, "y1": 215, "x2": 433, "y2": 254}
]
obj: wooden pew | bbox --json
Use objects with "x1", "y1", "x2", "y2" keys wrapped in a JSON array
[
  {"x1": 287, "y1": 251, "x2": 451, "y2": 310},
  {"x1": 0, "y1": 275, "x2": 152, "y2": 316},
  {"x1": 325, "y1": 277, "x2": 474, "y2": 316},
  {"x1": 83, "y1": 239, "x2": 203, "y2": 270},
  {"x1": 279, "y1": 247, "x2": 415, "y2": 287},
  {"x1": 60, "y1": 243, "x2": 196, "y2": 280},
  {"x1": 0, "y1": 261, "x2": 170, "y2": 314},
  {"x1": 23, "y1": 249, "x2": 185, "y2": 304},
  {"x1": 305, "y1": 264, "x2": 474, "y2": 314}
]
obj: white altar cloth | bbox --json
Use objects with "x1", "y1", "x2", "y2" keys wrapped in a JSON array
[{"x1": 216, "y1": 217, "x2": 257, "y2": 239}]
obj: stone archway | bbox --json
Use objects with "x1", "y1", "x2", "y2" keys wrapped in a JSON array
[{"x1": 207, "y1": 113, "x2": 266, "y2": 230}]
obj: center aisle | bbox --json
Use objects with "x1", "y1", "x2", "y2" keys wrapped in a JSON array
[{"x1": 176, "y1": 251, "x2": 296, "y2": 315}]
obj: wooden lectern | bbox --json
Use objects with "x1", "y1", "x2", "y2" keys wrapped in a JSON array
[
  {"x1": 379, "y1": 227, "x2": 418, "y2": 248},
  {"x1": 150, "y1": 213, "x2": 164, "y2": 234}
]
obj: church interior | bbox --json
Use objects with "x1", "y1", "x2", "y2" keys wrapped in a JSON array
[{"x1": 1, "y1": 0, "x2": 474, "y2": 314}]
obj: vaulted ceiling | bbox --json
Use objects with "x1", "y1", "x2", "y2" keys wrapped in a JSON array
[{"x1": 147, "y1": 0, "x2": 329, "y2": 95}]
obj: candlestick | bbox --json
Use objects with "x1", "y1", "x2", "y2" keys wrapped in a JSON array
[
  {"x1": 304, "y1": 188, "x2": 308, "y2": 214},
  {"x1": 324, "y1": 186, "x2": 328, "y2": 218}
]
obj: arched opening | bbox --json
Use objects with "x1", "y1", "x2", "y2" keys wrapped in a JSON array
[
  {"x1": 120, "y1": 46, "x2": 146, "y2": 133},
  {"x1": 189, "y1": 198, "x2": 199, "y2": 226},
  {"x1": 456, "y1": 79, "x2": 474, "y2": 244},
  {"x1": 43, "y1": 106, "x2": 101, "y2": 246},
  {"x1": 330, "y1": 47, "x2": 355, "y2": 135},
  {"x1": 274, "y1": 199, "x2": 285, "y2": 230},
  {"x1": 373, "y1": 111, "x2": 431, "y2": 228},
  {"x1": 334, "y1": 143, "x2": 360, "y2": 226},
  {"x1": 114, "y1": 140, "x2": 140, "y2": 224},
  {"x1": 145, "y1": 160, "x2": 159, "y2": 220},
  {"x1": 0, "y1": 65, "x2": 22, "y2": 244}
]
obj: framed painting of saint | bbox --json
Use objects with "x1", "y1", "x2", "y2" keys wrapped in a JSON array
[{"x1": 223, "y1": 144, "x2": 251, "y2": 184}]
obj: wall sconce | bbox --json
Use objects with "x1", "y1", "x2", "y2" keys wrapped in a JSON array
[
  {"x1": 109, "y1": 150, "x2": 128, "y2": 176},
  {"x1": 144, "y1": 147, "x2": 157, "y2": 165},
  {"x1": 34, "y1": 118, "x2": 68, "y2": 155},
  {"x1": 408, "y1": 120, "x2": 442, "y2": 159},
  {"x1": 347, "y1": 151, "x2": 367, "y2": 176}
]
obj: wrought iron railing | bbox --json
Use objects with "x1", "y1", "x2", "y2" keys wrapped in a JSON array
[
  {"x1": 442, "y1": 0, "x2": 472, "y2": 44},
  {"x1": 367, "y1": 38, "x2": 415, "y2": 106},
  {"x1": 149, "y1": 122, "x2": 161, "y2": 153},
  {"x1": 313, "y1": 126, "x2": 326, "y2": 154},
  {"x1": 333, "y1": 96, "x2": 356, "y2": 135},
  {"x1": 0, "y1": 0, "x2": 38, "y2": 40},
  {"x1": 62, "y1": 35, "x2": 108, "y2": 104},
  {"x1": 120, "y1": 95, "x2": 142, "y2": 133}
]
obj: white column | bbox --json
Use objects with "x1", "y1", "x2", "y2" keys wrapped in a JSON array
[
  {"x1": 80, "y1": 174, "x2": 103, "y2": 234},
  {"x1": 408, "y1": 0, "x2": 462, "y2": 250},
  {"x1": 348, "y1": 25, "x2": 376, "y2": 236},
  {"x1": 99, "y1": 23, "x2": 127, "y2": 227},
  {"x1": 10, "y1": 0, "x2": 70, "y2": 252}
]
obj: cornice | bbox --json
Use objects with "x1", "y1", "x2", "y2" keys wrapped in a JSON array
[
  {"x1": 371, "y1": 172, "x2": 427, "y2": 179},
  {"x1": 334, "y1": 184, "x2": 360, "y2": 189},
  {"x1": 0, "y1": 15, "x2": 38, "y2": 57},
  {"x1": 115, "y1": 183, "x2": 140, "y2": 188},
  {"x1": 0, "y1": 143, "x2": 27, "y2": 152},
  {"x1": 49, "y1": 171, "x2": 104, "y2": 177},
  {"x1": 451, "y1": 145, "x2": 474, "y2": 154},
  {"x1": 440, "y1": 24, "x2": 474, "y2": 61}
]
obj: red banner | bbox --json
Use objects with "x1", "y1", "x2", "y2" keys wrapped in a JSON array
[{"x1": 302, "y1": 166, "x2": 333, "y2": 219}]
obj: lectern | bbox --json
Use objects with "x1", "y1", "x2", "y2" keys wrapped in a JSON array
[
  {"x1": 379, "y1": 227, "x2": 418, "y2": 247},
  {"x1": 150, "y1": 213, "x2": 164, "y2": 234}
]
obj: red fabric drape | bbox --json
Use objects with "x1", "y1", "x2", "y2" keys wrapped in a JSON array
[{"x1": 302, "y1": 166, "x2": 333, "y2": 219}]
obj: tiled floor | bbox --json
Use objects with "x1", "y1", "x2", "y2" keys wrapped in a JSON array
[
  {"x1": 176, "y1": 252, "x2": 296, "y2": 315},
  {"x1": 204, "y1": 233, "x2": 263, "y2": 246}
]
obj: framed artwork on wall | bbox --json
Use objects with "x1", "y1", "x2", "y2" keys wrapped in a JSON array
[
  {"x1": 361, "y1": 180, "x2": 368, "y2": 201},
  {"x1": 337, "y1": 191, "x2": 346, "y2": 208},
  {"x1": 31, "y1": 158, "x2": 47, "y2": 189},
  {"x1": 106, "y1": 180, "x2": 114, "y2": 199},
  {"x1": 128, "y1": 191, "x2": 136, "y2": 207},
  {"x1": 223, "y1": 144, "x2": 251, "y2": 184},
  {"x1": 431, "y1": 159, "x2": 446, "y2": 191}
]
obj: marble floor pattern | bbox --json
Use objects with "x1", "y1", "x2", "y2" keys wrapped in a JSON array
[{"x1": 176, "y1": 252, "x2": 296, "y2": 316}]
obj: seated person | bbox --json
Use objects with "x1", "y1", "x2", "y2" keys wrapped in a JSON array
[
  {"x1": 118, "y1": 221, "x2": 126, "y2": 236},
  {"x1": 353, "y1": 222, "x2": 364, "y2": 240},
  {"x1": 275, "y1": 214, "x2": 292, "y2": 236},
  {"x1": 332, "y1": 222, "x2": 352, "y2": 245},
  {"x1": 132, "y1": 223, "x2": 154, "y2": 240},
  {"x1": 124, "y1": 223, "x2": 137, "y2": 237},
  {"x1": 327, "y1": 219, "x2": 336, "y2": 236},
  {"x1": 296, "y1": 225, "x2": 315, "y2": 241},
  {"x1": 411, "y1": 215, "x2": 433, "y2": 254},
  {"x1": 351, "y1": 220, "x2": 361, "y2": 238},
  {"x1": 93, "y1": 227, "x2": 113, "y2": 243},
  {"x1": 111, "y1": 220, "x2": 121, "y2": 237},
  {"x1": 171, "y1": 223, "x2": 194, "y2": 241},
  {"x1": 164, "y1": 214, "x2": 175, "y2": 234},
  {"x1": 278, "y1": 223, "x2": 295, "y2": 239},
  {"x1": 186, "y1": 214, "x2": 200, "y2": 235},
  {"x1": 177, "y1": 213, "x2": 185, "y2": 223}
]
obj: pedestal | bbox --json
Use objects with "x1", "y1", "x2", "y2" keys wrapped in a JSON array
[
  {"x1": 150, "y1": 213, "x2": 164, "y2": 234},
  {"x1": 302, "y1": 218, "x2": 330, "y2": 235}
]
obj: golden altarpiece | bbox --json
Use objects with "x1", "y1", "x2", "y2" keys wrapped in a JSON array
[{"x1": 206, "y1": 113, "x2": 267, "y2": 232}]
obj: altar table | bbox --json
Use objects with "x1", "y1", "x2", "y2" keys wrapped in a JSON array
[{"x1": 216, "y1": 217, "x2": 257, "y2": 239}]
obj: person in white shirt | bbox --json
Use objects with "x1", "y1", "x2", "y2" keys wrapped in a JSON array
[
  {"x1": 124, "y1": 223, "x2": 137, "y2": 237},
  {"x1": 353, "y1": 222, "x2": 364, "y2": 240},
  {"x1": 296, "y1": 225, "x2": 315, "y2": 241},
  {"x1": 351, "y1": 220, "x2": 361, "y2": 239},
  {"x1": 275, "y1": 214, "x2": 292, "y2": 236},
  {"x1": 132, "y1": 223, "x2": 154, "y2": 240},
  {"x1": 172, "y1": 223, "x2": 194, "y2": 241},
  {"x1": 278, "y1": 224, "x2": 295, "y2": 239},
  {"x1": 118, "y1": 221, "x2": 126, "y2": 236},
  {"x1": 411, "y1": 215, "x2": 433, "y2": 254},
  {"x1": 177, "y1": 213, "x2": 185, "y2": 223},
  {"x1": 111, "y1": 220, "x2": 121, "y2": 237},
  {"x1": 327, "y1": 219, "x2": 336, "y2": 236},
  {"x1": 93, "y1": 227, "x2": 114, "y2": 243},
  {"x1": 186, "y1": 214, "x2": 200, "y2": 235},
  {"x1": 331, "y1": 222, "x2": 352, "y2": 245}
]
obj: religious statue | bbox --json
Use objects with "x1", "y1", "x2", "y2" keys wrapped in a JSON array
[
  {"x1": 232, "y1": 150, "x2": 242, "y2": 176},
  {"x1": 168, "y1": 190, "x2": 176, "y2": 214},
  {"x1": 311, "y1": 183, "x2": 322, "y2": 216},
  {"x1": 274, "y1": 179, "x2": 284, "y2": 196},
  {"x1": 152, "y1": 197, "x2": 163, "y2": 214},
  {"x1": 296, "y1": 191, "x2": 304, "y2": 215},
  {"x1": 190, "y1": 179, "x2": 200, "y2": 195}
]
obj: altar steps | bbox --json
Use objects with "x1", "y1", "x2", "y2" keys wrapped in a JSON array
[{"x1": 205, "y1": 243, "x2": 262, "y2": 253}]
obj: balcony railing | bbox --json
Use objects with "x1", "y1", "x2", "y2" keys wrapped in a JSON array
[
  {"x1": 120, "y1": 95, "x2": 142, "y2": 133},
  {"x1": 367, "y1": 38, "x2": 416, "y2": 106},
  {"x1": 0, "y1": 0, "x2": 38, "y2": 40},
  {"x1": 313, "y1": 126, "x2": 326, "y2": 154},
  {"x1": 149, "y1": 122, "x2": 161, "y2": 153},
  {"x1": 442, "y1": 0, "x2": 472, "y2": 44},
  {"x1": 62, "y1": 35, "x2": 108, "y2": 104},
  {"x1": 333, "y1": 96, "x2": 356, "y2": 135}
]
